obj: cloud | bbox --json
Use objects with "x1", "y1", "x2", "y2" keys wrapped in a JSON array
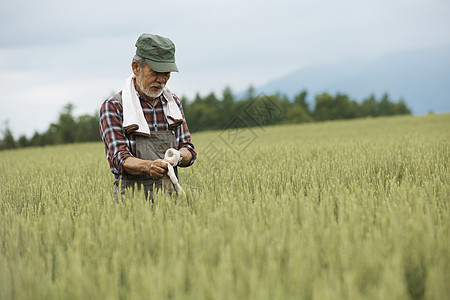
[{"x1": 1, "y1": 0, "x2": 450, "y2": 137}]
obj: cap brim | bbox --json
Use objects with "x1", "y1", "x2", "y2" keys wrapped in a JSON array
[{"x1": 145, "y1": 59, "x2": 179, "y2": 73}]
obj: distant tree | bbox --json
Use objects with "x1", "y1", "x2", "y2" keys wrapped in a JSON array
[
  {"x1": 273, "y1": 94, "x2": 290, "y2": 125},
  {"x1": 359, "y1": 94, "x2": 379, "y2": 117},
  {"x1": 285, "y1": 104, "x2": 313, "y2": 124},
  {"x1": 30, "y1": 131, "x2": 57, "y2": 147},
  {"x1": 0, "y1": 121, "x2": 16, "y2": 150},
  {"x1": 394, "y1": 99, "x2": 411, "y2": 115},
  {"x1": 30, "y1": 132, "x2": 43, "y2": 147},
  {"x1": 221, "y1": 86, "x2": 235, "y2": 127},
  {"x1": 358, "y1": 93, "x2": 411, "y2": 118},
  {"x1": 45, "y1": 123, "x2": 59, "y2": 145},
  {"x1": 57, "y1": 104, "x2": 76, "y2": 144},
  {"x1": 186, "y1": 92, "x2": 222, "y2": 131},
  {"x1": 294, "y1": 90, "x2": 310, "y2": 115},
  {"x1": 245, "y1": 85, "x2": 255, "y2": 101},
  {"x1": 378, "y1": 93, "x2": 395, "y2": 116},
  {"x1": 334, "y1": 93, "x2": 358, "y2": 119},
  {"x1": 203, "y1": 92, "x2": 220, "y2": 106},
  {"x1": 314, "y1": 92, "x2": 335, "y2": 121},
  {"x1": 17, "y1": 135, "x2": 30, "y2": 148},
  {"x1": 75, "y1": 114, "x2": 101, "y2": 142},
  {"x1": 193, "y1": 92, "x2": 203, "y2": 104}
]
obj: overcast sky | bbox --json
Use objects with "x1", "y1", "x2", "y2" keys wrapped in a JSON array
[{"x1": 1, "y1": 0, "x2": 449, "y2": 137}]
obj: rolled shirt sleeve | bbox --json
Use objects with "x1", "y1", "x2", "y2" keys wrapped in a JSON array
[{"x1": 99, "y1": 96, "x2": 134, "y2": 175}]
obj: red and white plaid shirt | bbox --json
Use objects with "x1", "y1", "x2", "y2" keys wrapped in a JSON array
[{"x1": 99, "y1": 92, "x2": 196, "y2": 177}]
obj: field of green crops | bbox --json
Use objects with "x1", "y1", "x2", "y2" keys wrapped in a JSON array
[{"x1": 1, "y1": 114, "x2": 449, "y2": 300}]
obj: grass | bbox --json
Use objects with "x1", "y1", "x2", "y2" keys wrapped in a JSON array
[{"x1": 1, "y1": 113, "x2": 449, "y2": 299}]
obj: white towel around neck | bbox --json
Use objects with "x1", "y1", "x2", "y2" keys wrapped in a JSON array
[{"x1": 121, "y1": 75, "x2": 183, "y2": 136}]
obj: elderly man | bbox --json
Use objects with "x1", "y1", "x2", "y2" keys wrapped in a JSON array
[{"x1": 100, "y1": 33, "x2": 196, "y2": 201}]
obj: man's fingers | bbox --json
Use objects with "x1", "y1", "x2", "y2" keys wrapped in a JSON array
[
  {"x1": 157, "y1": 159, "x2": 171, "y2": 168},
  {"x1": 149, "y1": 159, "x2": 170, "y2": 179},
  {"x1": 163, "y1": 159, "x2": 174, "y2": 166}
]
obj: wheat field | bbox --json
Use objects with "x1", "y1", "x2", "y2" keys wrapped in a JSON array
[{"x1": 1, "y1": 114, "x2": 449, "y2": 300}]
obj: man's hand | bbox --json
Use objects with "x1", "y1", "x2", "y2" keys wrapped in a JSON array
[
  {"x1": 178, "y1": 147, "x2": 193, "y2": 167},
  {"x1": 123, "y1": 157, "x2": 173, "y2": 179},
  {"x1": 148, "y1": 159, "x2": 173, "y2": 179}
]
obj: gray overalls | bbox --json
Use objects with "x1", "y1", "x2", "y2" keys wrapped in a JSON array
[{"x1": 113, "y1": 94, "x2": 178, "y2": 202}]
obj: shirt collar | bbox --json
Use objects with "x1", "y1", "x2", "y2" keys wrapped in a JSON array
[{"x1": 136, "y1": 91, "x2": 162, "y2": 105}]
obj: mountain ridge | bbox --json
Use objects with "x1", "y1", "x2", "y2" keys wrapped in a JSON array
[{"x1": 254, "y1": 46, "x2": 450, "y2": 115}]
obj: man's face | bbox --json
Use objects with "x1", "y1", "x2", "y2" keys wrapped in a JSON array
[{"x1": 133, "y1": 62, "x2": 171, "y2": 100}]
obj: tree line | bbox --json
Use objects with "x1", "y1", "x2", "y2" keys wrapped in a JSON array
[
  {"x1": 0, "y1": 87, "x2": 411, "y2": 150},
  {"x1": 181, "y1": 87, "x2": 411, "y2": 131},
  {"x1": 0, "y1": 104, "x2": 100, "y2": 150}
]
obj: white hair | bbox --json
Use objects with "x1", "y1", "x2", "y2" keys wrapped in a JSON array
[{"x1": 132, "y1": 55, "x2": 147, "y2": 68}]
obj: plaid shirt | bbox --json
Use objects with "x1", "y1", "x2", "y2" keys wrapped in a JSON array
[{"x1": 99, "y1": 91, "x2": 197, "y2": 177}]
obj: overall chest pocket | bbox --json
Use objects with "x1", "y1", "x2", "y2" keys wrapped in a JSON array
[{"x1": 135, "y1": 131, "x2": 176, "y2": 161}]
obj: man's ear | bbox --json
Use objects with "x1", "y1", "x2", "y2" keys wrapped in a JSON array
[{"x1": 132, "y1": 61, "x2": 140, "y2": 76}]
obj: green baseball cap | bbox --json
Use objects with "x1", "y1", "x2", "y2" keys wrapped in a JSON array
[{"x1": 135, "y1": 33, "x2": 179, "y2": 73}]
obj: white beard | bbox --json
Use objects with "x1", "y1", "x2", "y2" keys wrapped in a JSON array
[{"x1": 135, "y1": 76, "x2": 165, "y2": 99}]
